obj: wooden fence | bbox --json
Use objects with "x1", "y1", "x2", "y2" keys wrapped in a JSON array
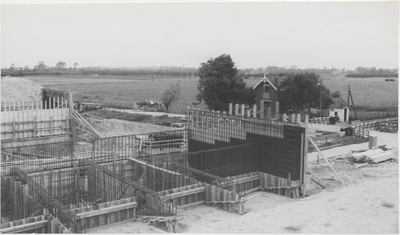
[{"x1": 1, "y1": 99, "x2": 70, "y2": 141}]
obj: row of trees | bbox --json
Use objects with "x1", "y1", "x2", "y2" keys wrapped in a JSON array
[{"x1": 3, "y1": 61, "x2": 199, "y2": 77}]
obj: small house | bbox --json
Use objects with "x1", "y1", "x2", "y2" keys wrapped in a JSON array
[
  {"x1": 327, "y1": 97, "x2": 349, "y2": 122},
  {"x1": 252, "y1": 74, "x2": 285, "y2": 115}
]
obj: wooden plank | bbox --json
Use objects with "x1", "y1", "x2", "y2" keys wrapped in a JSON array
[
  {"x1": 309, "y1": 138, "x2": 343, "y2": 183},
  {"x1": 231, "y1": 175, "x2": 260, "y2": 184},
  {"x1": 0, "y1": 220, "x2": 48, "y2": 233},
  {"x1": 223, "y1": 190, "x2": 229, "y2": 211},
  {"x1": 228, "y1": 192, "x2": 234, "y2": 213},
  {"x1": 211, "y1": 186, "x2": 217, "y2": 202}
]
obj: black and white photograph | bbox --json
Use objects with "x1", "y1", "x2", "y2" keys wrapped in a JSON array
[{"x1": 0, "y1": 0, "x2": 398, "y2": 233}]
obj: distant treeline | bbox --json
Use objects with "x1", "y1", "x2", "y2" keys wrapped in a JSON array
[
  {"x1": 345, "y1": 73, "x2": 398, "y2": 78},
  {"x1": 1, "y1": 69, "x2": 70, "y2": 77},
  {"x1": 1, "y1": 67, "x2": 199, "y2": 77}
]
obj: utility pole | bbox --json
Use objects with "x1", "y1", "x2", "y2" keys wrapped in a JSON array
[
  {"x1": 347, "y1": 84, "x2": 358, "y2": 120},
  {"x1": 363, "y1": 84, "x2": 371, "y2": 137},
  {"x1": 317, "y1": 81, "x2": 322, "y2": 118}
]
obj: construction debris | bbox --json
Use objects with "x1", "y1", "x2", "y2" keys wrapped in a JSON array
[
  {"x1": 350, "y1": 149, "x2": 395, "y2": 164},
  {"x1": 138, "y1": 216, "x2": 183, "y2": 233}
]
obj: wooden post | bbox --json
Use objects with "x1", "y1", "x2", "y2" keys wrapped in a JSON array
[
  {"x1": 260, "y1": 100, "x2": 264, "y2": 118},
  {"x1": 69, "y1": 88, "x2": 76, "y2": 145},
  {"x1": 33, "y1": 117, "x2": 37, "y2": 137},
  {"x1": 205, "y1": 111, "x2": 209, "y2": 130},
  {"x1": 246, "y1": 109, "x2": 251, "y2": 117},
  {"x1": 49, "y1": 169, "x2": 53, "y2": 196},
  {"x1": 58, "y1": 168, "x2": 62, "y2": 198},
  {"x1": 291, "y1": 113, "x2": 296, "y2": 123},
  {"x1": 305, "y1": 114, "x2": 309, "y2": 127},
  {"x1": 296, "y1": 113, "x2": 301, "y2": 123},
  {"x1": 216, "y1": 111, "x2": 220, "y2": 131},
  {"x1": 253, "y1": 104, "x2": 257, "y2": 118},
  {"x1": 275, "y1": 101, "x2": 280, "y2": 121},
  {"x1": 50, "y1": 116, "x2": 53, "y2": 136},
  {"x1": 13, "y1": 117, "x2": 16, "y2": 141},
  {"x1": 235, "y1": 104, "x2": 239, "y2": 116},
  {"x1": 267, "y1": 107, "x2": 271, "y2": 118},
  {"x1": 241, "y1": 104, "x2": 245, "y2": 116},
  {"x1": 282, "y1": 113, "x2": 287, "y2": 122},
  {"x1": 229, "y1": 103, "x2": 233, "y2": 115}
]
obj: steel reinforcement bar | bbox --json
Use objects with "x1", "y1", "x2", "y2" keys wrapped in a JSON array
[
  {"x1": 80, "y1": 159, "x2": 176, "y2": 216},
  {"x1": 10, "y1": 167, "x2": 82, "y2": 233}
]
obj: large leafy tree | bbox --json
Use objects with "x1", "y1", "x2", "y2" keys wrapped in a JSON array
[
  {"x1": 278, "y1": 73, "x2": 330, "y2": 113},
  {"x1": 196, "y1": 54, "x2": 250, "y2": 111}
]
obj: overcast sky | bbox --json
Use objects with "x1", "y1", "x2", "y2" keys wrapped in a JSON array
[{"x1": 1, "y1": 1, "x2": 398, "y2": 70}]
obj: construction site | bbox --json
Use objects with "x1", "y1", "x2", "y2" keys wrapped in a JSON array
[{"x1": 1, "y1": 78, "x2": 398, "y2": 234}]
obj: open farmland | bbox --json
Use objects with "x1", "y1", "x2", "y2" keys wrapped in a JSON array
[
  {"x1": 245, "y1": 74, "x2": 398, "y2": 109},
  {"x1": 26, "y1": 73, "x2": 397, "y2": 114},
  {"x1": 26, "y1": 75, "x2": 207, "y2": 114}
]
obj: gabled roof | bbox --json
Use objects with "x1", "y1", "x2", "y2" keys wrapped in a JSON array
[
  {"x1": 252, "y1": 74, "x2": 278, "y2": 91},
  {"x1": 328, "y1": 97, "x2": 348, "y2": 109}
]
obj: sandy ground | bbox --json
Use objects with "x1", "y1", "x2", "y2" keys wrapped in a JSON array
[{"x1": 87, "y1": 160, "x2": 398, "y2": 234}]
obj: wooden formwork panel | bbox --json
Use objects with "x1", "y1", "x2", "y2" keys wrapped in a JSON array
[
  {"x1": 0, "y1": 102, "x2": 70, "y2": 140},
  {"x1": 0, "y1": 214, "x2": 71, "y2": 234},
  {"x1": 72, "y1": 197, "x2": 137, "y2": 231},
  {"x1": 158, "y1": 182, "x2": 205, "y2": 208}
]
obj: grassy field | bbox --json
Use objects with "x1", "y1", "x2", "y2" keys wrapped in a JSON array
[
  {"x1": 26, "y1": 75, "x2": 207, "y2": 114},
  {"x1": 25, "y1": 73, "x2": 398, "y2": 114},
  {"x1": 245, "y1": 74, "x2": 398, "y2": 109}
]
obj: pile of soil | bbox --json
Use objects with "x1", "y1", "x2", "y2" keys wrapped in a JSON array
[
  {"x1": 86, "y1": 118, "x2": 174, "y2": 137},
  {"x1": 87, "y1": 109, "x2": 184, "y2": 125},
  {"x1": 1, "y1": 77, "x2": 43, "y2": 102}
]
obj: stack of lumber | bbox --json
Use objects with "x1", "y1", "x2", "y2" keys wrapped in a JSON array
[
  {"x1": 366, "y1": 151, "x2": 395, "y2": 163},
  {"x1": 350, "y1": 149, "x2": 384, "y2": 163},
  {"x1": 351, "y1": 149, "x2": 395, "y2": 164}
]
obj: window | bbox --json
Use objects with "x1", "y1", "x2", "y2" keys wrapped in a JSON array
[{"x1": 263, "y1": 83, "x2": 270, "y2": 90}]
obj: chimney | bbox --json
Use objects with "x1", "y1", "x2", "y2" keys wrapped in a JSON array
[{"x1": 274, "y1": 77, "x2": 278, "y2": 87}]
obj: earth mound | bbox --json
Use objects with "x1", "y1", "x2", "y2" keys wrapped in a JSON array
[{"x1": 1, "y1": 77, "x2": 43, "y2": 103}]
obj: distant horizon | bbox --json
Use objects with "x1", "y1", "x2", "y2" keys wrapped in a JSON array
[
  {"x1": 3, "y1": 64, "x2": 398, "y2": 71},
  {"x1": 2, "y1": 2, "x2": 398, "y2": 70}
]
